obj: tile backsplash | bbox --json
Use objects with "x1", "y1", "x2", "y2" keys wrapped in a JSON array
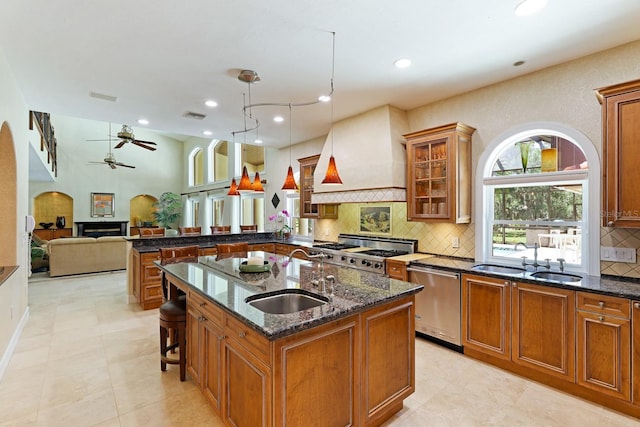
[{"x1": 316, "y1": 202, "x2": 640, "y2": 278}]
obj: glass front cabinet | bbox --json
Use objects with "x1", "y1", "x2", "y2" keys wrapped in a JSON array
[{"x1": 404, "y1": 122, "x2": 475, "y2": 223}]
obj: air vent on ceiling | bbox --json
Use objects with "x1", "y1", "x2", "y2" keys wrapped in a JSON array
[
  {"x1": 182, "y1": 111, "x2": 207, "y2": 120},
  {"x1": 89, "y1": 91, "x2": 118, "y2": 102}
]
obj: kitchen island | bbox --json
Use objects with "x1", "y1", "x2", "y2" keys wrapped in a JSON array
[{"x1": 158, "y1": 251, "x2": 423, "y2": 427}]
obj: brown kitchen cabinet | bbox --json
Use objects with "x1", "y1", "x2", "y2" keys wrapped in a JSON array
[
  {"x1": 633, "y1": 301, "x2": 640, "y2": 405},
  {"x1": 462, "y1": 273, "x2": 511, "y2": 360},
  {"x1": 33, "y1": 228, "x2": 72, "y2": 240},
  {"x1": 511, "y1": 282, "x2": 575, "y2": 382},
  {"x1": 404, "y1": 123, "x2": 474, "y2": 223},
  {"x1": 596, "y1": 79, "x2": 640, "y2": 227},
  {"x1": 464, "y1": 275, "x2": 576, "y2": 381},
  {"x1": 187, "y1": 290, "x2": 224, "y2": 414},
  {"x1": 576, "y1": 291, "x2": 631, "y2": 401},
  {"x1": 298, "y1": 154, "x2": 338, "y2": 219},
  {"x1": 248, "y1": 242, "x2": 276, "y2": 253},
  {"x1": 386, "y1": 259, "x2": 408, "y2": 281},
  {"x1": 132, "y1": 249, "x2": 163, "y2": 310}
]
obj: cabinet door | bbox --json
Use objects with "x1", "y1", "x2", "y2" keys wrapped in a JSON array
[
  {"x1": 576, "y1": 310, "x2": 630, "y2": 400},
  {"x1": 299, "y1": 155, "x2": 320, "y2": 219},
  {"x1": 249, "y1": 243, "x2": 275, "y2": 253},
  {"x1": 404, "y1": 123, "x2": 474, "y2": 223},
  {"x1": 223, "y1": 338, "x2": 272, "y2": 427},
  {"x1": 511, "y1": 282, "x2": 575, "y2": 381},
  {"x1": 462, "y1": 274, "x2": 511, "y2": 360},
  {"x1": 186, "y1": 306, "x2": 203, "y2": 384},
  {"x1": 202, "y1": 318, "x2": 223, "y2": 413},
  {"x1": 600, "y1": 82, "x2": 640, "y2": 227},
  {"x1": 633, "y1": 301, "x2": 640, "y2": 405}
]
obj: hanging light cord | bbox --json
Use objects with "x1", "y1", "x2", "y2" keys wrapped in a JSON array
[{"x1": 289, "y1": 104, "x2": 293, "y2": 165}]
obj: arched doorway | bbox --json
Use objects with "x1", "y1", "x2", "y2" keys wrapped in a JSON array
[{"x1": 0, "y1": 122, "x2": 17, "y2": 265}]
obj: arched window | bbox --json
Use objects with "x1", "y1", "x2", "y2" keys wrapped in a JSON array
[
  {"x1": 475, "y1": 122, "x2": 600, "y2": 275},
  {"x1": 208, "y1": 140, "x2": 229, "y2": 183},
  {"x1": 189, "y1": 147, "x2": 204, "y2": 187}
]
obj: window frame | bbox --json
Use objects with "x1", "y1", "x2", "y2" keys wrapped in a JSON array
[{"x1": 475, "y1": 122, "x2": 600, "y2": 276}]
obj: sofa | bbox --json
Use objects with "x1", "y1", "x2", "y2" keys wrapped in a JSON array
[{"x1": 47, "y1": 236, "x2": 128, "y2": 277}]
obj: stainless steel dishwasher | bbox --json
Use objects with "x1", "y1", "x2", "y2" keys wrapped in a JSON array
[{"x1": 408, "y1": 266, "x2": 461, "y2": 348}]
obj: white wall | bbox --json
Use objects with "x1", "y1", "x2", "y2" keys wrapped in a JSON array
[
  {"x1": 0, "y1": 48, "x2": 31, "y2": 379},
  {"x1": 29, "y1": 115, "x2": 184, "y2": 229}
]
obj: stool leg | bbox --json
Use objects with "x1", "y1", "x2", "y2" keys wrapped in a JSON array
[
  {"x1": 160, "y1": 325, "x2": 167, "y2": 372},
  {"x1": 179, "y1": 326, "x2": 186, "y2": 381}
]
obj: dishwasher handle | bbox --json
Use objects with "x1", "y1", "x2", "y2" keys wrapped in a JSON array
[{"x1": 407, "y1": 266, "x2": 460, "y2": 280}]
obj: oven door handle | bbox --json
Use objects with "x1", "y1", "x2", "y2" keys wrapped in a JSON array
[{"x1": 407, "y1": 266, "x2": 459, "y2": 280}]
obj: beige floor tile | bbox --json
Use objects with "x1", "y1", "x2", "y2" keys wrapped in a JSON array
[{"x1": 2, "y1": 271, "x2": 638, "y2": 427}]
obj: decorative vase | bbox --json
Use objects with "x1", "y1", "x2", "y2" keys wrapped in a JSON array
[
  {"x1": 56, "y1": 216, "x2": 66, "y2": 229},
  {"x1": 517, "y1": 141, "x2": 533, "y2": 173}
]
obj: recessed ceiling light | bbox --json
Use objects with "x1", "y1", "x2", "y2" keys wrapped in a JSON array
[
  {"x1": 273, "y1": 116, "x2": 284, "y2": 123},
  {"x1": 203, "y1": 130, "x2": 213, "y2": 136},
  {"x1": 254, "y1": 139, "x2": 263, "y2": 144},
  {"x1": 137, "y1": 119, "x2": 149, "y2": 125},
  {"x1": 205, "y1": 100, "x2": 218, "y2": 108},
  {"x1": 514, "y1": 0, "x2": 548, "y2": 16},
  {"x1": 318, "y1": 95, "x2": 331, "y2": 102},
  {"x1": 393, "y1": 58, "x2": 412, "y2": 69}
]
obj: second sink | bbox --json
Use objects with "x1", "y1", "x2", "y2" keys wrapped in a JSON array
[
  {"x1": 529, "y1": 271, "x2": 583, "y2": 283},
  {"x1": 246, "y1": 289, "x2": 329, "y2": 314},
  {"x1": 471, "y1": 264, "x2": 526, "y2": 275}
]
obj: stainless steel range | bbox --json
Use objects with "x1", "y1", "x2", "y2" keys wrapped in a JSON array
[{"x1": 309, "y1": 234, "x2": 417, "y2": 275}]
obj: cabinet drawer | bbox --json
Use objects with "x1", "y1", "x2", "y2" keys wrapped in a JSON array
[
  {"x1": 141, "y1": 251, "x2": 161, "y2": 265},
  {"x1": 386, "y1": 260, "x2": 407, "y2": 280},
  {"x1": 200, "y1": 247, "x2": 218, "y2": 256},
  {"x1": 577, "y1": 292, "x2": 630, "y2": 318},
  {"x1": 224, "y1": 314, "x2": 271, "y2": 365},
  {"x1": 143, "y1": 284, "x2": 163, "y2": 300},
  {"x1": 249, "y1": 243, "x2": 275, "y2": 252},
  {"x1": 189, "y1": 291, "x2": 223, "y2": 327}
]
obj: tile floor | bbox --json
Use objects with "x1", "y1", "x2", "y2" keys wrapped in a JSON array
[{"x1": 0, "y1": 271, "x2": 638, "y2": 426}]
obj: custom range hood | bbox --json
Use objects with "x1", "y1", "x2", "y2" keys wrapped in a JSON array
[{"x1": 312, "y1": 105, "x2": 409, "y2": 204}]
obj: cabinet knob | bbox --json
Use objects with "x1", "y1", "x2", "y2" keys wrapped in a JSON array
[
  {"x1": 607, "y1": 221, "x2": 614, "y2": 227},
  {"x1": 504, "y1": 281, "x2": 511, "y2": 286},
  {"x1": 238, "y1": 331, "x2": 246, "y2": 338},
  {"x1": 634, "y1": 302, "x2": 640, "y2": 309},
  {"x1": 598, "y1": 301, "x2": 605, "y2": 308},
  {"x1": 598, "y1": 316, "x2": 604, "y2": 322},
  {"x1": 200, "y1": 302, "x2": 207, "y2": 307},
  {"x1": 198, "y1": 316, "x2": 205, "y2": 322}
]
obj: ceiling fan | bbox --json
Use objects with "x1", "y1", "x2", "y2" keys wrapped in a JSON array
[
  {"x1": 87, "y1": 124, "x2": 157, "y2": 151},
  {"x1": 114, "y1": 124, "x2": 157, "y2": 151},
  {"x1": 89, "y1": 124, "x2": 136, "y2": 169}
]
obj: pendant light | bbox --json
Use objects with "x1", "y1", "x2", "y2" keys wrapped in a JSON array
[
  {"x1": 282, "y1": 104, "x2": 299, "y2": 191},
  {"x1": 227, "y1": 178, "x2": 240, "y2": 196},
  {"x1": 252, "y1": 172, "x2": 264, "y2": 192},
  {"x1": 322, "y1": 32, "x2": 343, "y2": 185},
  {"x1": 237, "y1": 165, "x2": 254, "y2": 192}
]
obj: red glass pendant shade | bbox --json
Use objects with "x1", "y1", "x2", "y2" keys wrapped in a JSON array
[
  {"x1": 281, "y1": 165, "x2": 298, "y2": 190},
  {"x1": 252, "y1": 172, "x2": 264, "y2": 192},
  {"x1": 322, "y1": 155, "x2": 343, "y2": 184},
  {"x1": 237, "y1": 166, "x2": 253, "y2": 192},
  {"x1": 227, "y1": 178, "x2": 240, "y2": 196}
]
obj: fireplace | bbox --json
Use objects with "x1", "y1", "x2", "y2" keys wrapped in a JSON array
[{"x1": 76, "y1": 221, "x2": 128, "y2": 237}]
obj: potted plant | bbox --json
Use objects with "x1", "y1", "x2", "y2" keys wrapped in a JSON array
[{"x1": 153, "y1": 192, "x2": 182, "y2": 228}]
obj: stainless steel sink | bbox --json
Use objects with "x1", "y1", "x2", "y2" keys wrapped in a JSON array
[
  {"x1": 471, "y1": 264, "x2": 526, "y2": 275},
  {"x1": 246, "y1": 289, "x2": 329, "y2": 314},
  {"x1": 529, "y1": 271, "x2": 583, "y2": 282}
]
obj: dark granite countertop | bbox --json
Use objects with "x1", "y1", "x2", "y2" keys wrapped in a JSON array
[
  {"x1": 157, "y1": 251, "x2": 423, "y2": 340},
  {"x1": 130, "y1": 232, "x2": 313, "y2": 253},
  {"x1": 0, "y1": 265, "x2": 18, "y2": 288},
  {"x1": 410, "y1": 256, "x2": 640, "y2": 300}
]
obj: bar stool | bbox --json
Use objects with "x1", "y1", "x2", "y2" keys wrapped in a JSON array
[
  {"x1": 240, "y1": 224, "x2": 258, "y2": 233},
  {"x1": 140, "y1": 227, "x2": 165, "y2": 237},
  {"x1": 215, "y1": 242, "x2": 249, "y2": 260},
  {"x1": 158, "y1": 245, "x2": 199, "y2": 381},
  {"x1": 210, "y1": 225, "x2": 231, "y2": 234},
  {"x1": 179, "y1": 226, "x2": 201, "y2": 236}
]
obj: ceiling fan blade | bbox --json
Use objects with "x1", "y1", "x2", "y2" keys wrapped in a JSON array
[
  {"x1": 114, "y1": 140, "x2": 126, "y2": 149},
  {"x1": 86, "y1": 138, "x2": 111, "y2": 142},
  {"x1": 88, "y1": 161, "x2": 106, "y2": 165},
  {"x1": 109, "y1": 163, "x2": 117, "y2": 169},
  {"x1": 132, "y1": 140, "x2": 157, "y2": 151},
  {"x1": 133, "y1": 139, "x2": 156, "y2": 146},
  {"x1": 115, "y1": 162, "x2": 136, "y2": 168}
]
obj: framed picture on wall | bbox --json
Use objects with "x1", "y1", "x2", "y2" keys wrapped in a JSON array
[
  {"x1": 91, "y1": 192, "x2": 115, "y2": 217},
  {"x1": 359, "y1": 205, "x2": 391, "y2": 235}
]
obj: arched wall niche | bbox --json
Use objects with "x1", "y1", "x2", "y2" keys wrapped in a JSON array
[
  {"x1": 130, "y1": 194, "x2": 158, "y2": 227},
  {"x1": 33, "y1": 191, "x2": 73, "y2": 228},
  {"x1": 0, "y1": 122, "x2": 17, "y2": 265}
]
